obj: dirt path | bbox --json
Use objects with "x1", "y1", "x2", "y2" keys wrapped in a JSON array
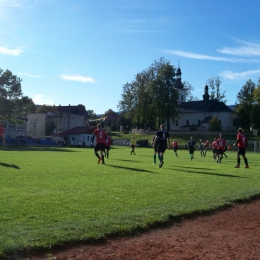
[{"x1": 24, "y1": 199, "x2": 260, "y2": 260}]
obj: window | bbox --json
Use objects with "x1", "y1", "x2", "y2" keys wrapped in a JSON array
[
  {"x1": 72, "y1": 136, "x2": 75, "y2": 141},
  {"x1": 9, "y1": 124, "x2": 15, "y2": 131},
  {"x1": 17, "y1": 125, "x2": 24, "y2": 131}
]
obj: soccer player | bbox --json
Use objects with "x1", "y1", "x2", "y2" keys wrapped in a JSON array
[
  {"x1": 104, "y1": 133, "x2": 113, "y2": 159},
  {"x1": 212, "y1": 138, "x2": 218, "y2": 161},
  {"x1": 199, "y1": 139, "x2": 205, "y2": 157},
  {"x1": 130, "y1": 137, "x2": 136, "y2": 155},
  {"x1": 216, "y1": 133, "x2": 226, "y2": 163},
  {"x1": 172, "y1": 139, "x2": 179, "y2": 158},
  {"x1": 233, "y1": 128, "x2": 249, "y2": 168},
  {"x1": 91, "y1": 124, "x2": 107, "y2": 164},
  {"x1": 0, "y1": 120, "x2": 5, "y2": 146},
  {"x1": 151, "y1": 133, "x2": 159, "y2": 164},
  {"x1": 204, "y1": 140, "x2": 210, "y2": 156},
  {"x1": 154, "y1": 124, "x2": 170, "y2": 168},
  {"x1": 227, "y1": 144, "x2": 232, "y2": 153},
  {"x1": 187, "y1": 136, "x2": 197, "y2": 160}
]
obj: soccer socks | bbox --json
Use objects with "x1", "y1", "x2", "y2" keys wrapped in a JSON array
[
  {"x1": 244, "y1": 157, "x2": 248, "y2": 167},
  {"x1": 95, "y1": 153, "x2": 101, "y2": 159},
  {"x1": 237, "y1": 157, "x2": 240, "y2": 166},
  {"x1": 153, "y1": 155, "x2": 156, "y2": 164}
]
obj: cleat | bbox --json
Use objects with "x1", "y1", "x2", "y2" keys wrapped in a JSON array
[
  {"x1": 159, "y1": 161, "x2": 164, "y2": 168},
  {"x1": 97, "y1": 158, "x2": 102, "y2": 164},
  {"x1": 234, "y1": 165, "x2": 240, "y2": 168},
  {"x1": 245, "y1": 165, "x2": 249, "y2": 168}
]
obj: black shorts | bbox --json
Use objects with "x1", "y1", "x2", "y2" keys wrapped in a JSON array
[
  {"x1": 217, "y1": 149, "x2": 224, "y2": 155},
  {"x1": 237, "y1": 147, "x2": 246, "y2": 156},
  {"x1": 154, "y1": 143, "x2": 159, "y2": 152},
  {"x1": 105, "y1": 146, "x2": 110, "y2": 151},
  {"x1": 174, "y1": 147, "x2": 178, "y2": 152},
  {"x1": 157, "y1": 143, "x2": 167, "y2": 153},
  {"x1": 188, "y1": 147, "x2": 195, "y2": 154},
  {"x1": 95, "y1": 143, "x2": 105, "y2": 152},
  {"x1": 213, "y1": 148, "x2": 217, "y2": 154},
  {"x1": 131, "y1": 145, "x2": 136, "y2": 149}
]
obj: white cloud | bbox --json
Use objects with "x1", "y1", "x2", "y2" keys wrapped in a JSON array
[
  {"x1": 0, "y1": 46, "x2": 23, "y2": 55},
  {"x1": 60, "y1": 75, "x2": 95, "y2": 83},
  {"x1": 218, "y1": 42, "x2": 260, "y2": 56},
  {"x1": 219, "y1": 69, "x2": 260, "y2": 80},
  {"x1": 162, "y1": 50, "x2": 250, "y2": 63},
  {"x1": 18, "y1": 72, "x2": 42, "y2": 78}
]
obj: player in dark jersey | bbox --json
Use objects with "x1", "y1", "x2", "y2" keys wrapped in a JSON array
[
  {"x1": 187, "y1": 136, "x2": 197, "y2": 160},
  {"x1": 151, "y1": 132, "x2": 159, "y2": 164},
  {"x1": 91, "y1": 124, "x2": 107, "y2": 164},
  {"x1": 153, "y1": 124, "x2": 170, "y2": 168},
  {"x1": 233, "y1": 128, "x2": 249, "y2": 168},
  {"x1": 199, "y1": 139, "x2": 205, "y2": 157}
]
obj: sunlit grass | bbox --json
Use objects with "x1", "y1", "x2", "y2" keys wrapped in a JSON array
[{"x1": 0, "y1": 145, "x2": 259, "y2": 256}]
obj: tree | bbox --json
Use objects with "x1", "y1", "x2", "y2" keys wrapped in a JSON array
[
  {"x1": 183, "y1": 81, "x2": 199, "y2": 101},
  {"x1": 35, "y1": 105, "x2": 57, "y2": 114},
  {"x1": 86, "y1": 110, "x2": 97, "y2": 119},
  {"x1": 207, "y1": 77, "x2": 227, "y2": 103},
  {"x1": 251, "y1": 77, "x2": 260, "y2": 129},
  {"x1": 253, "y1": 77, "x2": 260, "y2": 104},
  {"x1": 208, "y1": 116, "x2": 222, "y2": 131},
  {"x1": 118, "y1": 58, "x2": 179, "y2": 130},
  {"x1": 234, "y1": 79, "x2": 256, "y2": 130},
  {"x1": 0, "y1": 68, "x2": 36, "y2": 121}
]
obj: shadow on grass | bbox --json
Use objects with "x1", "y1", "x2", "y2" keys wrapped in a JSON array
[
  {"x1": 106, "y1": 164, "x2": 154, "y2": 173},
  {"x1": 0, "y1": 162, "x2": 20, "y2": 169},
  {"x1": 173, "y1": 166, "x2": 246, "y2": 178},
  {"x1": 2, "y1": 146, "x2": 81, "y2": 152}
]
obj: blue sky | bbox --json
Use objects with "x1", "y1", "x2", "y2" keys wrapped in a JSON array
[{"x1": 1, "y1": 0, "x2": 260, "y2": 114}]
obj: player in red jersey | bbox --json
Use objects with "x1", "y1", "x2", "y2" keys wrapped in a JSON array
[
  {"x1": 233, "y1": 128, "x2": 249, "y2": 168},
  {"x1": 204, "y1": 140, "x2": 210, "y2": 156},
  {"x1": 212, "y1": 138, "x2": 218, "y2": 161},
  {"x1": 104, "y1": 133, "x2": 113, "y2": 159},
  {"x1": 216, "y1": 133, "x2": 226, "y2": 163},
  {"x1": 91, "y1": 124, "x2": 107, "y2": 164},
  {"x1": 172, "y1": 139, "x2": 178, "y2": 158}
]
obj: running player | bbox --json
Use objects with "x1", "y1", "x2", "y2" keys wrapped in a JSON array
[
  {"x1": 172, "y1": 139, "x2": 178, "y2": 158},
  {"x1": 233, "y1": 128, "x2": 249, "y2": 168},
  {"x1": 216, "y1": 133, "x2": 226, "y2": 163},
  {"x1": 130, "y1": 137, "x2": 136, "y2": 155},
  {"x1": 104, "y1": 133, "x2": 113, "y2": 159},
  {"x1": 154, "y1": 124, "x2": 170, "y2": 168},
  {"x1": 204, "y1": 140, "x2": 210, "y2": 156},
  {"x1": 187, "y1": 136, "x2": 197, "y2": 160},
  {"x1": 212, "y1": 138, "x2": 218, "y2": 161},
  {"x1": 91, "y1": 124, "x2": 107, "y2": 164},
  {"x1": 151, "y1": 132, "x2": 159, "y2": 164},
  {"x1": 199, "y1": 139, "x2": 205, "y2": 157}
]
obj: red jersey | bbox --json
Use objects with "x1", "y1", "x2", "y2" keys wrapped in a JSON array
[
  {"x1": 236, "y1": 133, "x2": 247, "y2": 148},
  {"x1": 93, "y1": 128, "x2": 106, "y2": 144},
  {"x1": 0, "y1": 126, "x2": 4, "y2": 137},
  {"x1": 216, "y1": 138, "x2": 226, "y2": 150},
  {"x1": 204, "y1": 141, "x2": 209, "y2": 147},
  {"x1": 105, "y1": 136, "x2": 112, "y2": 146},
  {"x1": 212, "y1": 140, "x2": 218, "y2": 149},
  {"x1": 172, "y1": 141, "x2": 178, "y2": 148}
]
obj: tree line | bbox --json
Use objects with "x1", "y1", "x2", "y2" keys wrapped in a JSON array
[{"x1": 1, "y1": 62, "x2": 260, "y2": 132}]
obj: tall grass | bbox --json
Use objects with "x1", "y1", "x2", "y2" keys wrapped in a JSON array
[{"x1": 0, "y1": 145, "x2": 259, "y2": 256}]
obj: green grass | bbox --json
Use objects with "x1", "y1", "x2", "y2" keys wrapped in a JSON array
[{"x1": 0, "y1": 145, "x2": 260, "y2": 257}]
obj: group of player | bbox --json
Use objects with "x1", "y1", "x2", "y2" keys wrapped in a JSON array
[
  {"x1": 91, "y1": 123, "x2": 249, "y2": 169},
  {"x1": 150, "y1": 126, "x2": 249, "y2": 169},
  {"x1": 90, "y1": 124, "x2": 113, "y2": 164}
]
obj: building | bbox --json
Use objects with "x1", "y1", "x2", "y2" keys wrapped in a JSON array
[
  {"x1": 26, "y1": 104, "x2": 89, "y2": 138},
  {"x1": 169, "y1": 69, "x2": 235, "y2": 131}
]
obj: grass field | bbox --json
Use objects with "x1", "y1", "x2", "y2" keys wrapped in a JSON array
[{"x1": 0, "y1": 145, "x2": 260, "y2": 257}]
